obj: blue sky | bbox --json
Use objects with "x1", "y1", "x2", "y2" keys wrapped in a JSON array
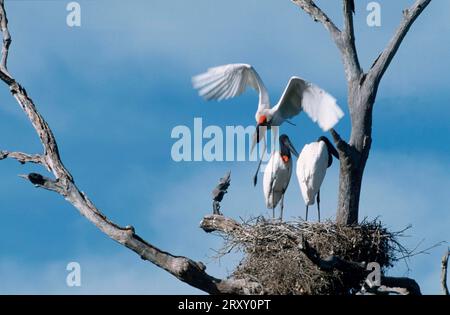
[{"x1": 0, "y1": 0, "x2": 449, "y2": 294}]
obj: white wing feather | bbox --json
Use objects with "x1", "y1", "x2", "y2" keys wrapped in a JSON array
[
  {"x1": 192, "y1": 63, "x2": 270, "y2": 109},
  {"x1": 273, "y1": 77, "x2": 344, "y2": 131}
]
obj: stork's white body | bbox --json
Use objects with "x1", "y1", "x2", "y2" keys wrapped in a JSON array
[
  {"x1": 263, "y1": 152, "x2": 293, "y2": 209},
  {"x1": 296, "y1": 141, "x2": 329, "y2": 206}
]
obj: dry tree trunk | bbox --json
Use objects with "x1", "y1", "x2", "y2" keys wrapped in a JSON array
[{"x1": 292, "y1": 0, "x2": 432, "y2": 225}]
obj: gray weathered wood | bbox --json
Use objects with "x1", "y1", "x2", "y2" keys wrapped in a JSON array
[
  {"x1": 202, "y1": 214, "x2": 423, "y2": 295},
  {"x1": 0, "y1": 151, "x2": 44, "y2": 165},
  {"x1": 298, "y1": 234, "x2": 422, "y2": 295},
  {"x1": 293, "y1": 0, "x2": 432, "y2": 225},
  {"x1": 0, "y1": 1, "x2": 262, "y2": 295},
  {"x1": 442, "y1": 249, "x2": 449, "y2": 295},
  {"x1": 0, "y1": 0, "x2": 435, "y2": 295}
]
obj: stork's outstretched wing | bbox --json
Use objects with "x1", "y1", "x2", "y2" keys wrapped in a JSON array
[
  {"x1": 273, "y1": 77, "x2": 344, "y2": 131},
  {"x1": 192, "y1": 63, "x2": 270, "y2": 110}
]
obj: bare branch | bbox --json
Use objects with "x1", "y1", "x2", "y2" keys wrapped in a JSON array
[
  {"x1": 0, "y1": 0, "x2": 12, "y2": 82},
  {"x1": 341, "y1": 0, "x2": 361, "y2": 80},
  {"x1": 329, "y1": 128, "x2": 351, "y2": 156},
  {"x1": 342, "y1": 0, "x2": 355, "y2": 43},
  {"x1": 0, "y1": 1, "x2": 71, "y2": 181},
  {"x1": 378, "y1": 277, "x2": 422, "y2": 295},
  {"x1": 201, "y1": 215, "x2": 244, "y2": 234},
  {"x1": 294, "y1": 1, "x2": 432, "y2": 227},
  {"x1": 299, "y1": 235, "x2": 421, "y2": 295},
  {"x1": 0, "y1": 1, "x2": 262, "y2": 295},
  {"x1": 298, "y1": 234, "x2": 366, "y2": 272},
  {"x1": 292, "y1": 0, "x2": 362, "y2": 81},
  {"x1": 442, "y1": 248, "x2": 449, "y2": 295},
  {"x1": 19, "y1": 173, "x2": 64, "y2": 193},
  {"x1": 0, "y1": 150, "x2": 44, "y2": 165},
  {"x1": 291, "y1": 0, "x2": 341, "y2": 38},
  {"x1": 9, "y1": 83, "x2": 74, "y2": 182},
  {"x1": 368, "y1": 0, "x2": 432, "y2": 86}
]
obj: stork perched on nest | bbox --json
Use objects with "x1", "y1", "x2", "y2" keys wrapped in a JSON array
[
  {"x1": 296, "y1": 136, "x2": 339, "y2": 222},
  {"x1": 263, "y1": 134, "x2": 298, "y2": 220}
]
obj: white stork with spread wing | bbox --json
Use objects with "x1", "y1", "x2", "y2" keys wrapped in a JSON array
[{"x1": 192, "y1": 64, "x2": 344, "y2": 185}]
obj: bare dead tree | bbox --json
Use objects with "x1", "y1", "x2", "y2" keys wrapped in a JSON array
[
  {"x1": 0, "y1": 1, "x2": 437, "y2": 295},
  {"x1": 0, "y1": 0, "x2": 262, "y2": 295},
  {"x1": 292, "y1": 0, "x2": 432, "y2": 225}
]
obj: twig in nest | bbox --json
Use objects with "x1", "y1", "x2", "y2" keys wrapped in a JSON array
[{"x1": 221, "y1": 217, "x2": 399, "y2": 294}]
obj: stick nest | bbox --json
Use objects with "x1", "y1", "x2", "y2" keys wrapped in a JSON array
[{"x1": 218, "y1": 217, "x2": 405, "y2": 295}]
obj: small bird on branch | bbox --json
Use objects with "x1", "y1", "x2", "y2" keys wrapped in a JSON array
[
  {"x1": 211, "y1": 171, "x2": 231, "y2": 215},
  {"x1": 19, "y1": 173, "x2": 48, "y2": 186}
]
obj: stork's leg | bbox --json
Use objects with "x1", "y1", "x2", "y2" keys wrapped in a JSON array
[
  {"x1": 305, "y1": 205, "x2": 309, "y2": 221},
  {"x1": 280, "y1": 193, "x2": 285, "y2": 221},
  {"x1": 317, "y1": 190, "x2": 321, "y2": 223},
  {"x1": 271, "y1": 189, "x2": 275, "y2": 219}
]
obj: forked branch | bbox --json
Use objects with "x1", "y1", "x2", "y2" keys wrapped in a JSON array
[
  {"x1": 0, "y1": 151, "x2": 44, "y2": 165},
  {"x1": 292, "y1": 0, "x2": 362, "y2": 81},
  {"x1": 368, "y1": 0, "x2": 432, "y2": 87},
  {"x1": 293, "y1": 0, "x2": 432, "y2": 91},
  {"x1": 293, "y1": 0, "x2": 432, "y2": 227}
]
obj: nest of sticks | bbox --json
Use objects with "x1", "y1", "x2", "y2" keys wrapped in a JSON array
[{"x1": 213, "y1": 217, "x2": 409, "y2": 295}]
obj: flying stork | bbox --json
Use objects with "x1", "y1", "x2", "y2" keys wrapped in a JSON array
[{"x1": 192, "y1": 63, "x2": 344, "y2": 185}]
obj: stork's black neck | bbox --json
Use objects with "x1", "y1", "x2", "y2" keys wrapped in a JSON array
[{"x1": 317, "y1": 136, "x2": 339, "y2": 167}]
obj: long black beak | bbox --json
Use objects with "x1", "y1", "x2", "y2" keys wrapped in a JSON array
[
  {"x1": 251, "y1": 124, "x2": 266, "y2": 155},
  {"x1": 252, "y1": 124, "x2": 267, "y2": 187},
  {"x1": 256, "y1": 123, "x2": 260, "y2": 146},
  {"x1": 256, "y1": 123, "x2": 264, "y2": 143},
  {"x1": 285, "y1": 137, "x2": 299, "y2": 158}
]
